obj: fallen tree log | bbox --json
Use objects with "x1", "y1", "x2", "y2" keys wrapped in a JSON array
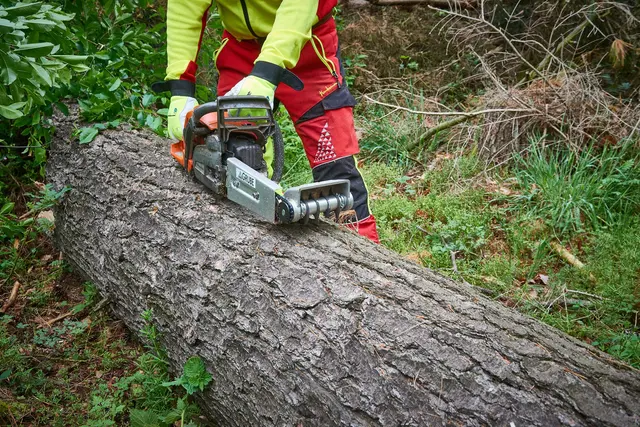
[{"x1": 47, "y1": 112, "x2": 640, "y2": 426}]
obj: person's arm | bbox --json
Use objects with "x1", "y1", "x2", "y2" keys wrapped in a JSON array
[
  {"x1": 156, "y1": 0, "x2": 213, "y2": 140},
  {"x1": 166, "y1": 0, "x2": 214, "y2": 85},
  {"x1": 256, "y1": 0, "x2": 319, "y2": 70},
  {"x1": 230, "y1": 0, "x2": 318, "y2": 106}
]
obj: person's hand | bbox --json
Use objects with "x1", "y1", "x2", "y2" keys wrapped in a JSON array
[
  {"x1": 225, "y1": 75, "x2": 276, "y2": 116},
  {"x1": 167, "y1": 96, "x2": 198, "y2": 140}
]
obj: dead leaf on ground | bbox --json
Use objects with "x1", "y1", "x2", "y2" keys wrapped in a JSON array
[
  {"x1": 405, "y1": 251, "x2": 432, "y2": 264},
  {"x1": 37, "y1": 210, "x2": 54, "y2": 222}
]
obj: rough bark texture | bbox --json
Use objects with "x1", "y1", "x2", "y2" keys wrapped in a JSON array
[{"x1": 47, "y1": 112, "x2": 640, "y2": 427}]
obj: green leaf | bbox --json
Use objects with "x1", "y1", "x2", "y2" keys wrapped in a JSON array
[
  {"x1": 182, "y1": 356, "x2": 212, "y2": 394},
  {"x1": 157, "y1": 108, "x2": 168, "y2": 116},
  {"x1": 108, "y1": 78, "x2": 122, "y2": 92},
  {"x1": 129, "y1": 409, "x2": 161, "y2": 427},
  {"x1": 14, "y1": 42, "x2": 55, "y2": 57},
  {"x1": 0, "y1": 369, "x2": 11, "y2": 381},
  {"x1": 151, "y1": 116, "x2": 162, "y2": 131},
  {"x1": 55, "y1": 102, "x2": 70, "y2": 116},
  {"x1": 45, "y1": 11, "x2": 74, "y2": 23},
  {"x1": 77, "y1": 127, "x2": 99, "y2": 144},
  {"x1": 161, "y1": 379, "x2": 182, "y2": 388},
  {"x1": 142, "y1": 93, "x2": 155, "y2": 107},
  {"x1": 114, "y1": 13, "x2": 132, "y2": 25},
  {"x1": 23, "y1": 19, "x2": 57, "y2": 32},
  {"x1": 3, "y1": 2, "x2": 43, "y2": 18},
  {"x1": 31, "y1": 62, "x2": 52, "y2": 86},
  {"x1": 70, "y1": 63, "x2": 90, "y2": 73},
  {"x1": 50, "y1": 54, "x2": 88, "y2": 65},
  {"x1": 1, "y1": 202, "x2": 15, "y2": 215},
  {"x1": 0, "y1": 18, "x2": 15, "y2": 34},
  {"x1": 0, "y1": 102, "x2": 26, "y2": 119},
  {"x1": 145, "y1": 114, "x2": 161, "y2": 131},
  {"x1": 121, "y1": 30, "x2": 135, "y2": 42},
  {"x1": 0, "y1": 53, "x2": 18, "y2": 85}
]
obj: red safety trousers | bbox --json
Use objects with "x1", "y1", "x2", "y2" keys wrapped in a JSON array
[{"x1": 215, "y1": 17, "x2": 380, "y2": 243}]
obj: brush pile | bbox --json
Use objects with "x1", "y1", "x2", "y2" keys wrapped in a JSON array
[{"x1": 474, "y1": 73, "x2": 640, "y2": 163}]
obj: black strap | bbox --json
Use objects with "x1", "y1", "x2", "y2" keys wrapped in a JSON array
[
  {"x1": 313, "y1": 12, "x2": 333, "y2": 29},
  {"x1": 151, "y1": 80, "x2": 196, "y2": 97},
  {"x1": 250, "y1": 61, "x2": 304, "y2": 92}
]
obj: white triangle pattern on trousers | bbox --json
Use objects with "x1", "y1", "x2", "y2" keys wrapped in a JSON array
[{"x1": 314, "y1": 122, "x2": 337, "y2": 163}]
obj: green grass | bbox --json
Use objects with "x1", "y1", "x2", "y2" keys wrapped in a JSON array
[
  {"x1": 513, "y1": 137, "x2": 640, "y2": 236},
  {"x1": 360, "y1": 145, "x2": 640, "y2": 368},
  {"x1": 0, "y1": 290, "x2": 206, "y2": 426}
]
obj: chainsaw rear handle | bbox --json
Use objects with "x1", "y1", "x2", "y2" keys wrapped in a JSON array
[{"x1": 192, "y1": 101, "x2": 218, "y2": 122}]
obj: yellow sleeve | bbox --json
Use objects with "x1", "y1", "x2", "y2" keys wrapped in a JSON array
[
  {"x1": 166, "y1": 0, "x2": 214, "y2": 82},
  {"x1": 256, "y1": 0, "x2": 319, "y2": 70}
]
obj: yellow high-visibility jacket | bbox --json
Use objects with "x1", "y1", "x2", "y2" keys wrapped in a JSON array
[{"x1": 166, "y1": 0, "x2": 336, "y2": 83}]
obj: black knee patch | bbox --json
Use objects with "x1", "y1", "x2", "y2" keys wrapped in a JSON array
[{"x1": 312, "y1": 156, "x2": 370, "y2": 221}]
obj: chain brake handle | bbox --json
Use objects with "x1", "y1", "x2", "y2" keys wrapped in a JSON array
[{"x1": 216, "y1": 96, "x2": 276, "y2": 146}]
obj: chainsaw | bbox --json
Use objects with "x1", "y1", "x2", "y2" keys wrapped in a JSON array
[{"x1": 171, "y1": 95, "x2": 354, "y2": 224}]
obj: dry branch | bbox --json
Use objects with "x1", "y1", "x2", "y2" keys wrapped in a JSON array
[
  {"x1": 550, "y1": 241, "x2": 597, "y2": 283},
  {"x1": 369, "y1": 0, "x2": 476, "y2": 7},
  {"x1": 1, "y1": 281, "x2": 21, "y2": 313}
]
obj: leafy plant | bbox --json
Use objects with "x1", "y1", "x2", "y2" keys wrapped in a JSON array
[
  {"x1": 0, "y1": 1, "x2": 88, "y2": 178},
  {"x1": 60, "y1": 0, "x2": 167, "y2": 130},
  {"x1": 0, "y1": 2, "x2": 87, "y2": 120},
  {"x1": 163, "y1": 356, "x2": 213, "y2": 395},
  {"x1": 399, "y1": 55, "x2": 419, "y2": 72},
  {"x1": 74, "y1": 120, "x2": 121, "y2": 144},
  {"x1": 342, "y1": 53, "x2": 367, "y2": 87}
]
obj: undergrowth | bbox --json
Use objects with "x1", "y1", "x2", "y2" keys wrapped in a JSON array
[
  {"x1": 358, "y1": 139, "x2": 640, "y2": 368},
  {"x1": 513, "y1": 137, "x2": 640, "y2": 236},
  {"x1": 0, "y1": 183, "x2": 211, "y2": 426}
]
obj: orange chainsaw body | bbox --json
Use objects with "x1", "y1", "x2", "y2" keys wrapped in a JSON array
[{"x1": 170, "y1": 110, "x2": 219, "y2": 172}]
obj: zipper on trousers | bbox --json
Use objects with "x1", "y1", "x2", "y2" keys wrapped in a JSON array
[
  {"x1": 311, "y1": 35, "x2": 341, "y2": 88},
  {"x1": 239, "y1": 0, "x2": 260, "y2": 39}
]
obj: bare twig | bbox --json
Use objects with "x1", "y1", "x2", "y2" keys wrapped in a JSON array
[
  {"x1": 91, "y1": 297, "x2": 110, "y2": 313},
  {"x1": 370, "y1": 0, "x2": 476, "y2": 7},
  {"x1": 1, "y1": 281, "x2": 21, "y2": 313},
  {"x1": 41, "y1": 311, "x2": 75, "y2": 328},
  {"x1": 363, "y1": 95, "x2": 533, "y2": 117},
  {"x1": 427, "y1": 5, "x2": 547, "y2": 80},
  {"x1": 415, "y1": 115, "x2": 474, "y2": 149},
  {"x1": 565, "y1": 289, "x2": 604, "y2": 300}
]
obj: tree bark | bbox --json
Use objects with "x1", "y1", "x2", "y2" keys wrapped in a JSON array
[{"x1": 47, "y1": 111, "x2": 640, "y2": 427}]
